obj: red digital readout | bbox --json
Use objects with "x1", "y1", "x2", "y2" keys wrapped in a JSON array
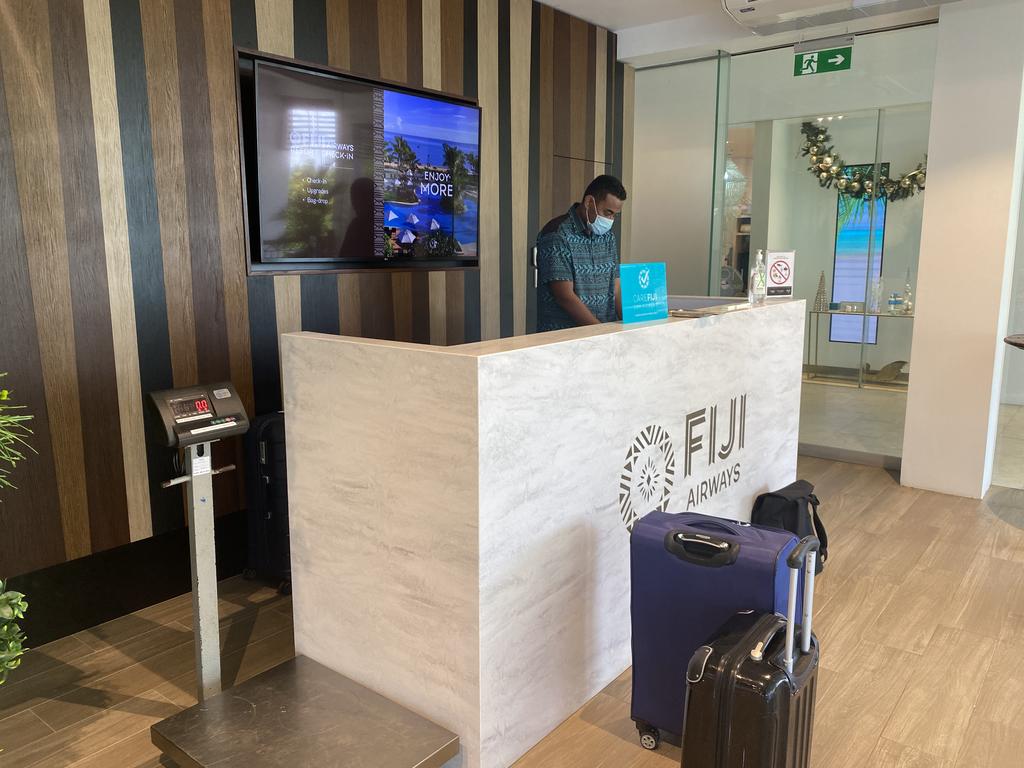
[{"x1": 195, "y1": 398, "x2": 210, "y2": 413}]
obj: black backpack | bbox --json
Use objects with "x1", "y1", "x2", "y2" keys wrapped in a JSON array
[{"x1": 751, "y1": 479, "x2": 828, "y2": 574}]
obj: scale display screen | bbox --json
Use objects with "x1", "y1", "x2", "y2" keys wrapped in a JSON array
[{"x1": 170, "y1": 396, "x2": 213, "y2": 420}]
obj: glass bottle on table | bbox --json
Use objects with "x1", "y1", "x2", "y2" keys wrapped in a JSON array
[{"x1": 749, "y1": 250, "x2": 767, "y2": 304}]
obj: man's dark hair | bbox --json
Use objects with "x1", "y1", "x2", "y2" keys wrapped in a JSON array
[{"x1": 583, "y1": 174, "x2": 627, "y2": 204}]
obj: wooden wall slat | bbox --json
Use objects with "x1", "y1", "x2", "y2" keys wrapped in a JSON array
[
  {"x1": 141, "y1": 0, "x2": 198, "y2": 388},
  {"x1": 510, "y1": 0, "x2": 530, "y2": 337},
  {"x1": 325, "y1": 0, "x2": 351, "y2": 70},
  {"x1": 108, "y1": 0, "x2": 179, "y2": 534},
  {"x1": 585, "y1": 24, "x2": 596, "y2": 182},
  {"x1": 175, "y1": 0, "x2": 244, "y2": 518},
  {"x1": 175, "y1": 0, "x2": 233, "y2": 385},
  {"x1": 0, "y1": 0, "x2": 92, "y2": 562},
  {"x1": 441, "y1": 0, "x2": 464, "y2": 95},
  {"x1": 551, "y1": 10, "x2": 570, "y2": 216},
  {"x1": 477, "y1": 0, "x2": 499, "y2": 340},
  {"x1": 569, "y1": 14, "x2": 587, "y2": 200},
  {"x1": 84, "y1": 0, "x2": 152, "y2": 543},
  {"x1": 203, "y1": 0, "x2": 256, "y2": 417},
  {"x1": 620, "y1": 63, "x2": 634, "y2": 262},
  {"x1": 538, "y1": 4, "x2": 553, "y2": 224},
  {"x1": 0, "y1": 28, "x2": 67, "y2": 574},
  {"x1": 50, "y1": 0, "x2": 132, "y2": 551},
  {"x1": 594, "y1": 26, "x2": 607, "y2": 168},
  {"x1": 255, "y1": 0, "x2": 294, "y2": 59}
]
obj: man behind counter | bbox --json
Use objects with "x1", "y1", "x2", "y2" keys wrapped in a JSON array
[{"x1": 535, "y1": 175, "x2": 626, "y2": 332}]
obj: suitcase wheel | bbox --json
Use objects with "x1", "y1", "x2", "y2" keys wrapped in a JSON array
[
  {"x1": 278, "y1": 580, "x2": 292, "y2": 596},
  {"x1": 638, "y1": 727, "x2": 660, "y2": 751}
]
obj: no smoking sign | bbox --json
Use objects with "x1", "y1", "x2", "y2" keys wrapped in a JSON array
[{"x1": 766, "y1": 251, "x2": 795, "y2": 297}]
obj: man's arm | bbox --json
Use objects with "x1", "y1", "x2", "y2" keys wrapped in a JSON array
[
  {"x1": 615, "y1": 278, "x2": 622, "y2": 320},
  {"x1": 549, "y1": 280, "x2": 602, "y2": 325}
]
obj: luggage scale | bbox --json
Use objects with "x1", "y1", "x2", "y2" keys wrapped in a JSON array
[{"x1": 148, "y1": 382, "x2": 250, "y2": 701}]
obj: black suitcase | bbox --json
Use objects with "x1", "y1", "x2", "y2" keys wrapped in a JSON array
[
  {"x1": 681, "y1": 536, "x2": 820, "y2": 768},
  {"x1": 243, "y1": 412, "x2": 291, "y2": 594}
]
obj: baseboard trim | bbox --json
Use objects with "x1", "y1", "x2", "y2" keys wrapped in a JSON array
[
  {"x1": 799, "y1": 443, "x2": 902, "y2": 473},
  {"x1": 7, "y1": 511, "x2": 246, "y2": 646}
]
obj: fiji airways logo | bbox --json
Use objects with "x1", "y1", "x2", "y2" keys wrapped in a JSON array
[
  {"x1": 619, "y1": 394, "x2": 748, "y2": 531},
  {"x1": 619, "y1": 425, "x2": 675, "y2": 532},
  {"x1": 638, "y1": 268, "x2": 651, "y2": 290}
]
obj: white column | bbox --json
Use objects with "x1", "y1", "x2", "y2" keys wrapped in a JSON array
[{"x1": 901, "y1": 0, "x2": 1024, "y2": 497}]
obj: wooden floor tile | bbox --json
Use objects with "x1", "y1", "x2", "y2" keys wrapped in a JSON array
[
  {"x1": 811, "y1": 641, "x2": 920, "y2": 768},
  {"x1": 153, "y1": 625, "x2": 295, "y2": 710},
  {"x1": 866, "y1": 737, "x2": 951, "y2": 768},
  {"x1": 942, "y1": 557, "x2": 1024, "y2": 639},
  {"x1": 952, "y1": 719, "x2": 1024, "y2": 768},
  {"x1": 916, "y1": 501, "x2": 996, "y2": 575},
  {"x1": 0, "y1": 709, "x2": 53, "y2": 754},
  {"x1": 0, "y1": 691, "x2": 179, "y2": 768},
  {"x1": 0, "y1": 623, "x2": 190, "y2": 722},
  {"x1": 873, "y1": 568, "x2": 965, "y2": 654},
  {"x1": 882, "y1": 626, "x2": 995, "y2": 762},
  {"x1": 60, "y1": 728, "x2": 166, "y2": 768},
  {"x1": 848, "y1": 484, "x2": 923, "y2": 536},
  {"x1": 513, "y1": 692, "x2": 678, "y2": 768},
  {"x1": 600, "y1": 666, "x2": 631, "y2": 705},
  {"x1": 814, "y1": 574, "x2": 897, "y2": 672},
  {"x1": 32, "y1": 607, "x2": 292, "y2": 732},
  {"x1": 969, "y1": 640, "x2": 1024, "y2": 728}
]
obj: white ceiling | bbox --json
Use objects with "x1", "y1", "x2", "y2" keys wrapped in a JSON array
[{"x1": 539, "y1": 0, "x2": 727, "y2": 32}]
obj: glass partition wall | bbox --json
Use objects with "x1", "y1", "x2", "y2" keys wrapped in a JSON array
[{"x1": 711, "y1": 29, "x2": 935, "y2": 463}]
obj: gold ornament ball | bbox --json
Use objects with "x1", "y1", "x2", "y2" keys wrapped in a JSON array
[
  {"x1": 900, "y1": 177, "x2": 912, "y2": 189},
  {"x1": 822, "y1": 156, "x2": 833, "y2": 167},
  {"x1": 817, "y1": 133, "x2": 826, "y2": 141},
  {"x1": 837, "y1": 178, "x2": 849, "y2": 190},
  {"x1": 830, "y1": 166, "x2": 840, "y2": 177},
  {"x1": 819, "y1": 172, "x2": 829, "y2": 181},
  {"x1": 850, "y1": 181, "x2": 861, "y2": 193},
  {"x1": 810, "y1": 155, "x2": 819, "y2": 164}
]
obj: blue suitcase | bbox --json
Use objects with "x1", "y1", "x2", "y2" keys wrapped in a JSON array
[{"x1": 630, "y1": 511, "x2": 800, "y2": 749}]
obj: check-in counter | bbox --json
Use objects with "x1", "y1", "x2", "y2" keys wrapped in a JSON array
[{"x1": 280, "y1": 299, "x2": 804, "y2": 768}]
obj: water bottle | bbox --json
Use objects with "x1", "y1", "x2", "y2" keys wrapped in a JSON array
[{"x1": 749, "y1": 250, "x2": 767, "y2": 304}]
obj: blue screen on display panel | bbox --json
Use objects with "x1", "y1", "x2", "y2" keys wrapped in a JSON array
[{"x1": 829, "y1": 163, "x2": 888, "y2": 344}]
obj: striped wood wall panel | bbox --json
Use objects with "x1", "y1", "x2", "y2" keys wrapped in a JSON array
[{"x1": 0, "y1": 0, "x2": 630, "y2": 578}]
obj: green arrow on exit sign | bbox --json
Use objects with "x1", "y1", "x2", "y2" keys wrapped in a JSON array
[{"x1": 794, "y1": 46, "x2": 853, "y2": 76}]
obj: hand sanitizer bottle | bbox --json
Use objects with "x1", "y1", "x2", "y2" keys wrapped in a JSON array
[{"x1": 749, "y1": 250, "x2": 767, "y2": 304}]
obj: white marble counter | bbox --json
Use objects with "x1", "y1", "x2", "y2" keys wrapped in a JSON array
[{"x1": 281, "y1": 299, "x2": 804, "y2": 768}]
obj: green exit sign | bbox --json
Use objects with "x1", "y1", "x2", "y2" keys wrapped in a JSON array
[{"x1": 794, "y1": 46, "x2": 852, "y2": 76}]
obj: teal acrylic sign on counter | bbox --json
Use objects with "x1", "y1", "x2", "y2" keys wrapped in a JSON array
[{"x1": 621, "y1": 262, "x2": 668, "y2": 324}]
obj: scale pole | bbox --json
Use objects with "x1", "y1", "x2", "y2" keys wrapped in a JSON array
[{"x1": 185, "y1": 442, "x2": 222, "y2": 701}]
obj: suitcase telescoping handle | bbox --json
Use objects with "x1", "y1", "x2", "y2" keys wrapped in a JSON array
[{"x1": 784, "y1": 536, "x2": 820, "y2": 674}]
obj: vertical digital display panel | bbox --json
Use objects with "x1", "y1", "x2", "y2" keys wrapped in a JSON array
[{"x1": 830, "y1": 163, "x2": 888, "y2": 344}]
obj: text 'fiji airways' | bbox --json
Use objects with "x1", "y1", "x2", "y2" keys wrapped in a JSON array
[{"x1": 684, "y1": 394, "x2": 746, "y2": 510}]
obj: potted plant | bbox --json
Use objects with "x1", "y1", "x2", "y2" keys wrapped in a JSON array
[{"x1": 0, "y1": 374, "x2": 32, "y2": 685}]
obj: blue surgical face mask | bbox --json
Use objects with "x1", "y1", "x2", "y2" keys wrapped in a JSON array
[
  {"x1": 590, "y1": 214, "x2": 614, "y2": 236},
  {"x1": 585, "y1": 198, "x2": 615, "y2": 236}
]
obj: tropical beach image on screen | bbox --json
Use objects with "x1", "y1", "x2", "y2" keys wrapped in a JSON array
[{"x1": 382, "y1": 90, "x2": 480, "y2": 259}]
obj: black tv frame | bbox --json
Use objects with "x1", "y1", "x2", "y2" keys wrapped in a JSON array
[{"x1": 234, "y1": 48, "x2": 482, "y2": 275}]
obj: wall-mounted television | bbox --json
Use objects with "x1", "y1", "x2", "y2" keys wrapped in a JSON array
[{"x1": 236, "y1": 50, "x2": 481, "y2": 273}]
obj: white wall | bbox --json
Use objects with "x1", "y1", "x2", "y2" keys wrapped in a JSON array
[
  {"x1": 901, "y1": 0, "x2": 1024, "y2": 498},
  {"x1": 630, "y1": 60, "x2": 718, "y2": 295}
]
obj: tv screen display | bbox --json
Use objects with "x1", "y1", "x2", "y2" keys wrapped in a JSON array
[{"x1": 238, "y1": 53, "x2": 481, "y2": 271}]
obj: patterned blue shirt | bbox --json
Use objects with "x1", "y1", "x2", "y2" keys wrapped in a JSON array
[{"x1": 536, "y1": 206, "x2": 620, "y2": 332}]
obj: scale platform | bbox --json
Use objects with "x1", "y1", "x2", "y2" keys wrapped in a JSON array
[{"x1": 151, "y1": 655, "x2": 459, "y2": 768}]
